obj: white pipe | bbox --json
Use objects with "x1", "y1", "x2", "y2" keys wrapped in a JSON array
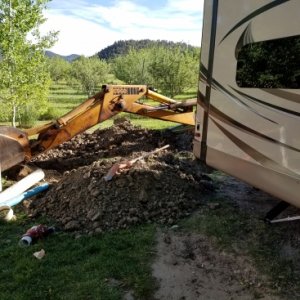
[
  {"x1": 2, "y1": 183, "x2": 49, "y2": 207},
  {"x1": 270, "y1": 216, "x2": 300, "y2": 223},
  {"x1": 0, "y1": 169, "x2": 45, "y2": 204}
]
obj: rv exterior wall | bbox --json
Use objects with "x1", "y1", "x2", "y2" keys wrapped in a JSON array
[{"x1": 194, "y1": 0, "x2": 300, "y2": 206}]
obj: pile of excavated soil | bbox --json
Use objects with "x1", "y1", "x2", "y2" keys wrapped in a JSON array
[
  {"x1": 30, "y1": 119, "x2": 213, "y2": 233},
  {"x1": 34, "y1": 118, "x2": 193, "y2": 172}
]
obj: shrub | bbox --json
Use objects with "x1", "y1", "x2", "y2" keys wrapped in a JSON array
[
  {"x1": 39, "y1": 106, "x2": 61, "y2": 120},
  {"x1": 19, "y1": 106, "x2": 39, "y2": 128}
]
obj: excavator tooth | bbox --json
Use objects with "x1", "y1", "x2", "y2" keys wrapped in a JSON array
[{"x1": 0, "y1": 126, "x2": 30, "y2": 172}]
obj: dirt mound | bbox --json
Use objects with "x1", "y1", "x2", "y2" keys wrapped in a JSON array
[
  {"x1": 34, "y1": 119, "x2": 193, "y2": 172},
  {"x1": 30, "y1": 119, "x2": 213, "y2": 233}
]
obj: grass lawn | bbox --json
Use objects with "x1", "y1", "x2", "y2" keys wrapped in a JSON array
[
  {"x1": 0, "y1": 214, "x2": 156, "y2": 300},
  {"x1": 47, "y1": 82, "x2": 87, "y2": 116}
]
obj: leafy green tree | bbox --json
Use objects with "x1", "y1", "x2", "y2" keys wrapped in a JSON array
[
  {"x1": 70, "y1": 56, "x2": 110, "y2": 97},
  {"x1": 112, "y1": 48, "x2": 152, "y2": 84},
  {"x1": 147, "y1": 46, "x2": 199, "y2": 97},
  {"x1": 48, "y1": 56, "x2": 71, "y2": 83},
  {"x1": 17, "y1": 46, "x2": 53, "y2": 127},
  {"x1": 0, "y1": 0, "x2": 57, "y2": 127}
]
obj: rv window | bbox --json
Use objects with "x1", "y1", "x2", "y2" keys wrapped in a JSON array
[{"x1": 236, "y1": 35, "x2": 300, "y2": 89}]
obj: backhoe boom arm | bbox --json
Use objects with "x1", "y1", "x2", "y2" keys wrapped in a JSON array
[{"x1": 0, "y1": 85, "x2": 195, "y2": 171}]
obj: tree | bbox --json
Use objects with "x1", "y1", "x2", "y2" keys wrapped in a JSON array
[
  {"x1": 70, "y1": 56, "x2": 110, "y2": 97},
  {"x1": 48, "y1": 56, "x2": 71, "y2": 83},
  {"x1": 0, "y1": 0, "x2": 57, "y2": 126},
  {"x1": 112, "y1": 48, "x2": 152, "y2": 84},
  {"x1": 148, "y1": 46, "x2": 199, "y2": 97}
]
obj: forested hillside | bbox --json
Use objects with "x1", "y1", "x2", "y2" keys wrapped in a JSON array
[{"x1": 98, "y1": 39, "x2": 198, "y2": 60}]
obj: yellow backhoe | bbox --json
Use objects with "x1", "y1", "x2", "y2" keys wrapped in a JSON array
[{"x1": 0, "y1": 84, "x2": 196, "y2": 172}]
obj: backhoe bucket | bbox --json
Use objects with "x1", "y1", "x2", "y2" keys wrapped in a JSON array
[{"x1": 0, "y1": 126, "x2": 30, "y2": 172}]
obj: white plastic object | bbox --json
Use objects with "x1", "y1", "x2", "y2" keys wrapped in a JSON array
[
  {"x1": 0, "y1": 169, "x2": 45, "y2": 204},
  {"x1": 33, "y1": 249, "x2": 45, "y2": 259},
  {"x1": 19, "y1": 235, "x2": 33, "y2": 247},
  {"x1": 0, "y1": 205, "x2": 15, "y2": 221}
]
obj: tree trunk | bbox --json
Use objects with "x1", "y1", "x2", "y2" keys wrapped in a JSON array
[{"x1": 12, "y1": 104, "x2": 16, "y2": 127}]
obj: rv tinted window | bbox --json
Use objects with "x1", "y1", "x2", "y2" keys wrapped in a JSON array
[{"x1": 236, "y1": 35, "x2": 300, "y2": 89}]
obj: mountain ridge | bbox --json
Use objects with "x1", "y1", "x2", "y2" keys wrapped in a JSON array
[
  {"x1": 46, "y1": 39, "x2": 199, "y2": 61},
  {"x1": 98, "y1": 39, "x2": 198, "y2": 60},
  {"x1": 45, "y1": 51, "x2": 80, "y2": 62}
]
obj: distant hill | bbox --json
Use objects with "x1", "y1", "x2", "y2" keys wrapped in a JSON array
[
  {"x1": 98, "y1": 39, "x2": 198, "y2": 60},
  {"x1": 45, "y1": 51, "x2": 80, "y2": 62}
]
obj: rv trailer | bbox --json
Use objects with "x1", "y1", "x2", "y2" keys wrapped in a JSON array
[{"x1": 193, "y1": 0, "x2": 300, "y2": 208}]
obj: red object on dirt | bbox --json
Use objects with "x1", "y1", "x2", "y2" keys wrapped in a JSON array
[{"x1": 19, "y1": 224, "x2": 55, "y2": 247}]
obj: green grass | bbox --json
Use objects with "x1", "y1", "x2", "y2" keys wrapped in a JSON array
[
  {"x1": 174, "y1": 89, "x2": 197, "y2": 100},
  {"x1": 1, "y1": 177, "x2": 14, "y2": 190},
  {"x1": 0, "y1": 214, "x2": 156, "y2": 300},
  {"x1": 47, "y1": 83, "x2": 86, "y2": 117},
  {"x1": 87, "y1": 119, "x2": 177, "y2": 132}
]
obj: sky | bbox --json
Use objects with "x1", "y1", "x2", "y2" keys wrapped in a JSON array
[{"x1": 40, "y1": 0, "x2": 204, "y2": 56}]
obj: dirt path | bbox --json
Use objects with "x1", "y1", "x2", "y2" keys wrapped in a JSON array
[
  {"x1": 152, "y1": 229, "x2": 279, "y2": 300},
  {"x1": 151, "y1": 173, "x2": 297, "y2": 300}
]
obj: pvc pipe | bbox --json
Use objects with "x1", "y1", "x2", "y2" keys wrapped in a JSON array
[
  {"x1": 2, "y1": 183, "x2": 49, "y2": 207},
  {"x1": 0, "y1": 169, "x2": 45, "y2": 204}
]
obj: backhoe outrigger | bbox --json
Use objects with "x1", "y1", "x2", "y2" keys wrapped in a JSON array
[{"x1": 0, "y1": 85, "x2": 196, "y2": 172}]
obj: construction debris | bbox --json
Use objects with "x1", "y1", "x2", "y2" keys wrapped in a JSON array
[
  {"x1": 19, "y1": 224, "x2": 56, "y2": 247},
  {"x1": 0, "y1": 205, "x2": 16, "y2": 221},
  {"x1": 33, "y1": 249, "x2": 45, "y2": 260},
  {"x1": 0, "y1": 169, "x2": 45, "y2": 204}
]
